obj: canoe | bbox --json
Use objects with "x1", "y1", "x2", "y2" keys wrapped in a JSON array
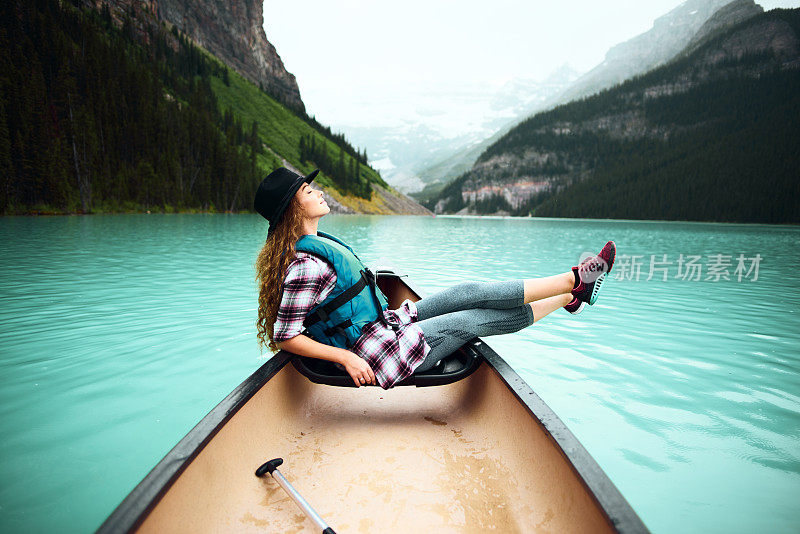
[{"x1": 99, "y1": 272, "x2": 649, "y2": 533}]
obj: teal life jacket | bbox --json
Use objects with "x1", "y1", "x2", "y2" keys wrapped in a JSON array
[{"x1": 294, "y1": 231, "x2": 391, "y2": 349}]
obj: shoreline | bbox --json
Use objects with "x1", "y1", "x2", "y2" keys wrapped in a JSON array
[{"x1": 2, "y1": 210, "x2": 798, "y2": 227}]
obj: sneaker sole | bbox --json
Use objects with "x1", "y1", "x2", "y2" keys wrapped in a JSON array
[
  {"x1": 588, "y1": 273, "x2": 606, "y2": 305},
  {"x1": 568, "y1": 301, "x2": 587, "y2": 314}
]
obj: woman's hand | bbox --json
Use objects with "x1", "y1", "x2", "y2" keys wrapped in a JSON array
[
  {"x1": 277, "y1": 335, "x2": 377, "y2": 387},
  {"x1": 341, "y1": 351, "x2": 377, "y2": 387}
]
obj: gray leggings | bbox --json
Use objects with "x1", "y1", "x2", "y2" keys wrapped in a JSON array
[{"x1": 413, "y1": 280, "x2": 534, "y2": 372}]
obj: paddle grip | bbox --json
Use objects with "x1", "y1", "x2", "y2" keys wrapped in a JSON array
[{"x1": 255, "y1": 457, "x2": 283, "y2": 477}]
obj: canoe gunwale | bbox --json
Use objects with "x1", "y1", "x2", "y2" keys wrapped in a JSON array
[{"x1": 471, "y1": 339, "x2": 650, "y2": 534}]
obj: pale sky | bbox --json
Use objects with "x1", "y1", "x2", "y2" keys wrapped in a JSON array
[{"x1": 263, "y1": 0, "x2": 798, "y2": 127}]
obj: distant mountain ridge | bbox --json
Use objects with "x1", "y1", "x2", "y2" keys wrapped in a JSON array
[
  {"x1": 684, "y1": 0, "x2": 764, "y2": 54},
  {"x1": 414, "y1": 0, "x2": 744, "y2": 195},
  {"x1": 334, "y1": 67, "x2": 580, "y2": 195},
  {"x1": 404, "y1": 68, "x2": 580, "y2": 198},
  {"x1": 556, "y1": 0, "x2": 734, "y2": 105},
  {"x1": 427, "y1": 7, "x2": 800, "y2": 223}
]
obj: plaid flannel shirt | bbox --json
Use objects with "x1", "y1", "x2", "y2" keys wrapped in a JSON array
[{"x1": 273, "y1": 252, "x2": 430, "y2": 389}]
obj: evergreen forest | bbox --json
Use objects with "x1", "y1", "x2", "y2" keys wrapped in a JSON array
[{"x1": 0, "y1": 0, "x2": 381, "y2": 214}]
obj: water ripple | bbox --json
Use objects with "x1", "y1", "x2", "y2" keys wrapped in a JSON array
[{"x1": 1, "y1": 214, "x2": 799, "y2": 533}]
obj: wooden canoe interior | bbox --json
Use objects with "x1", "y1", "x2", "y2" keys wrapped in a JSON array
[
  {"x1": 139, "y1": 362, "x2": 614, "y2": 533},
  {"x1": 136, "y1": 275, "x2": 615, "y2": 533}
]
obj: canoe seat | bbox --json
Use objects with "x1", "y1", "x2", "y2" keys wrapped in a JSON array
[
  {"x1": 291, "y1": 271, "x2": 482, "y2": 387},
  {"x1": 291, "y1": 342, "x2": 482, "y2": 387}
]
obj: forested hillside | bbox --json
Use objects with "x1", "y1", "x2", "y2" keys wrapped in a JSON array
[
  {"x1": 0, "y1": 0, "x2": 388, "y2": 214},
  {"x1": 429, "y1": 8, "x2": 800, "y2": 224}
]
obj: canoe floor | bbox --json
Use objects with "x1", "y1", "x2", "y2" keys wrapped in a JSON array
[{"x1": 137, "y1": 360, "x2": 614, "y2": 533}]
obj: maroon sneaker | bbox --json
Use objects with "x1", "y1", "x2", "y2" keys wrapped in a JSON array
[
  {"x1": 564, "y1": 296, "x2": 586, "y2": 314},
  {"x1": 572, "y1": 241, "x2": 616, "y2": 305}
]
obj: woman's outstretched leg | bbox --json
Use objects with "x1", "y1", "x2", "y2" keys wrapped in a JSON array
[
  {"x1": 415, "y1": 280, "x2": 524, "y2": 321},
  {"x1": 414, "y1": 293, "x2": 571, "y2": 373},
  {"x1": 530, "y1": 294, "x2": 573, "y2": 323},
  {"x1": 524, "y1": 272, "x2": 576, "y2": 303},
  {"x1": 414, "y1": 241, "x2": 616, "y2": 322},
  {"x1": 415, "y1": 273, "x2": 576, "y2": 322},
  {"x1": 415, "y1": 305, "x2": 534, "y2": 372}
]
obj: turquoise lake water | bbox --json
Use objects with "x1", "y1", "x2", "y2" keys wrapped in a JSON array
[{"x1": 0, "y1": 214, "x2": 798, "y2": 533}]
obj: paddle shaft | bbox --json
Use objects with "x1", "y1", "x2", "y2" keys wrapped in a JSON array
[{"x1": 256, "y1": 458, "x2": 335, "y2": 534}]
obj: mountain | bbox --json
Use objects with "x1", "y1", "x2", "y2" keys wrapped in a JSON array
[
  {"x1": 554, "y1": 0, "x2": 735, "y2": 106},
  {"x1": 159, "y1": 0, "x2": 306, "y2": 114},
  {"x1": 327, "y1": 67, "x2": 580, "y2": 194},
  {"x1": 388, "y1": 67, "x2": 581, "y2": 198},
  {"x1": 87, "y1": 0, "x2": 305, "y2": 114},
  {"x1": 0, "y1": 0, "x2": 431, "y2": 216},
  {"x1": 427, "y1": 8, "x2": 800, "y2": 224},
  {"x1": 415, "y1": 0, "x2": 742, "y2": 196},
  {"x1": 684, "y1": 0, "x2": 764, "y2": 54}
]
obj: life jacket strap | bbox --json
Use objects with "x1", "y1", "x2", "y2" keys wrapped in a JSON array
[
  {"x1": 363, "y1": 268, "x2": 396, "y2": 330},
  {"x1": 323, "y1": 319, "x2": 353, "y2": 338},
  {"x1": 303, "y1": 270, "x2": 369, "y2": 328}
]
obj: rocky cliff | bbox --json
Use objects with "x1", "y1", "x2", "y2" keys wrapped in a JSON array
[
  {"x1": 684, "y1": 0, "x2": 764, "y2": 54},
  {"x1": 86, "y1": 0, "x2": 305, "y2": 113}
]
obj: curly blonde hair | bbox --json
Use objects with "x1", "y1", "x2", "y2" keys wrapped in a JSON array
[{"x1": 255, "y1": 196, "x2": 307, "y2": 352}]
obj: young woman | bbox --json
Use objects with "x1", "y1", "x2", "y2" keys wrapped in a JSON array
[{"x1": 254, "y1": 167, "x2": 616, "y2": 389}]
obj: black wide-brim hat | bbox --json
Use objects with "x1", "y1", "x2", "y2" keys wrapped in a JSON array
[{"x1": 254, "y1": 167, "x2": 319, "y2": 234}]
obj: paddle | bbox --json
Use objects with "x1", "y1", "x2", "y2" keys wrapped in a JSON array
[{"x1": 255, "y1": 458, "x2": 336, "y2": 534}]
